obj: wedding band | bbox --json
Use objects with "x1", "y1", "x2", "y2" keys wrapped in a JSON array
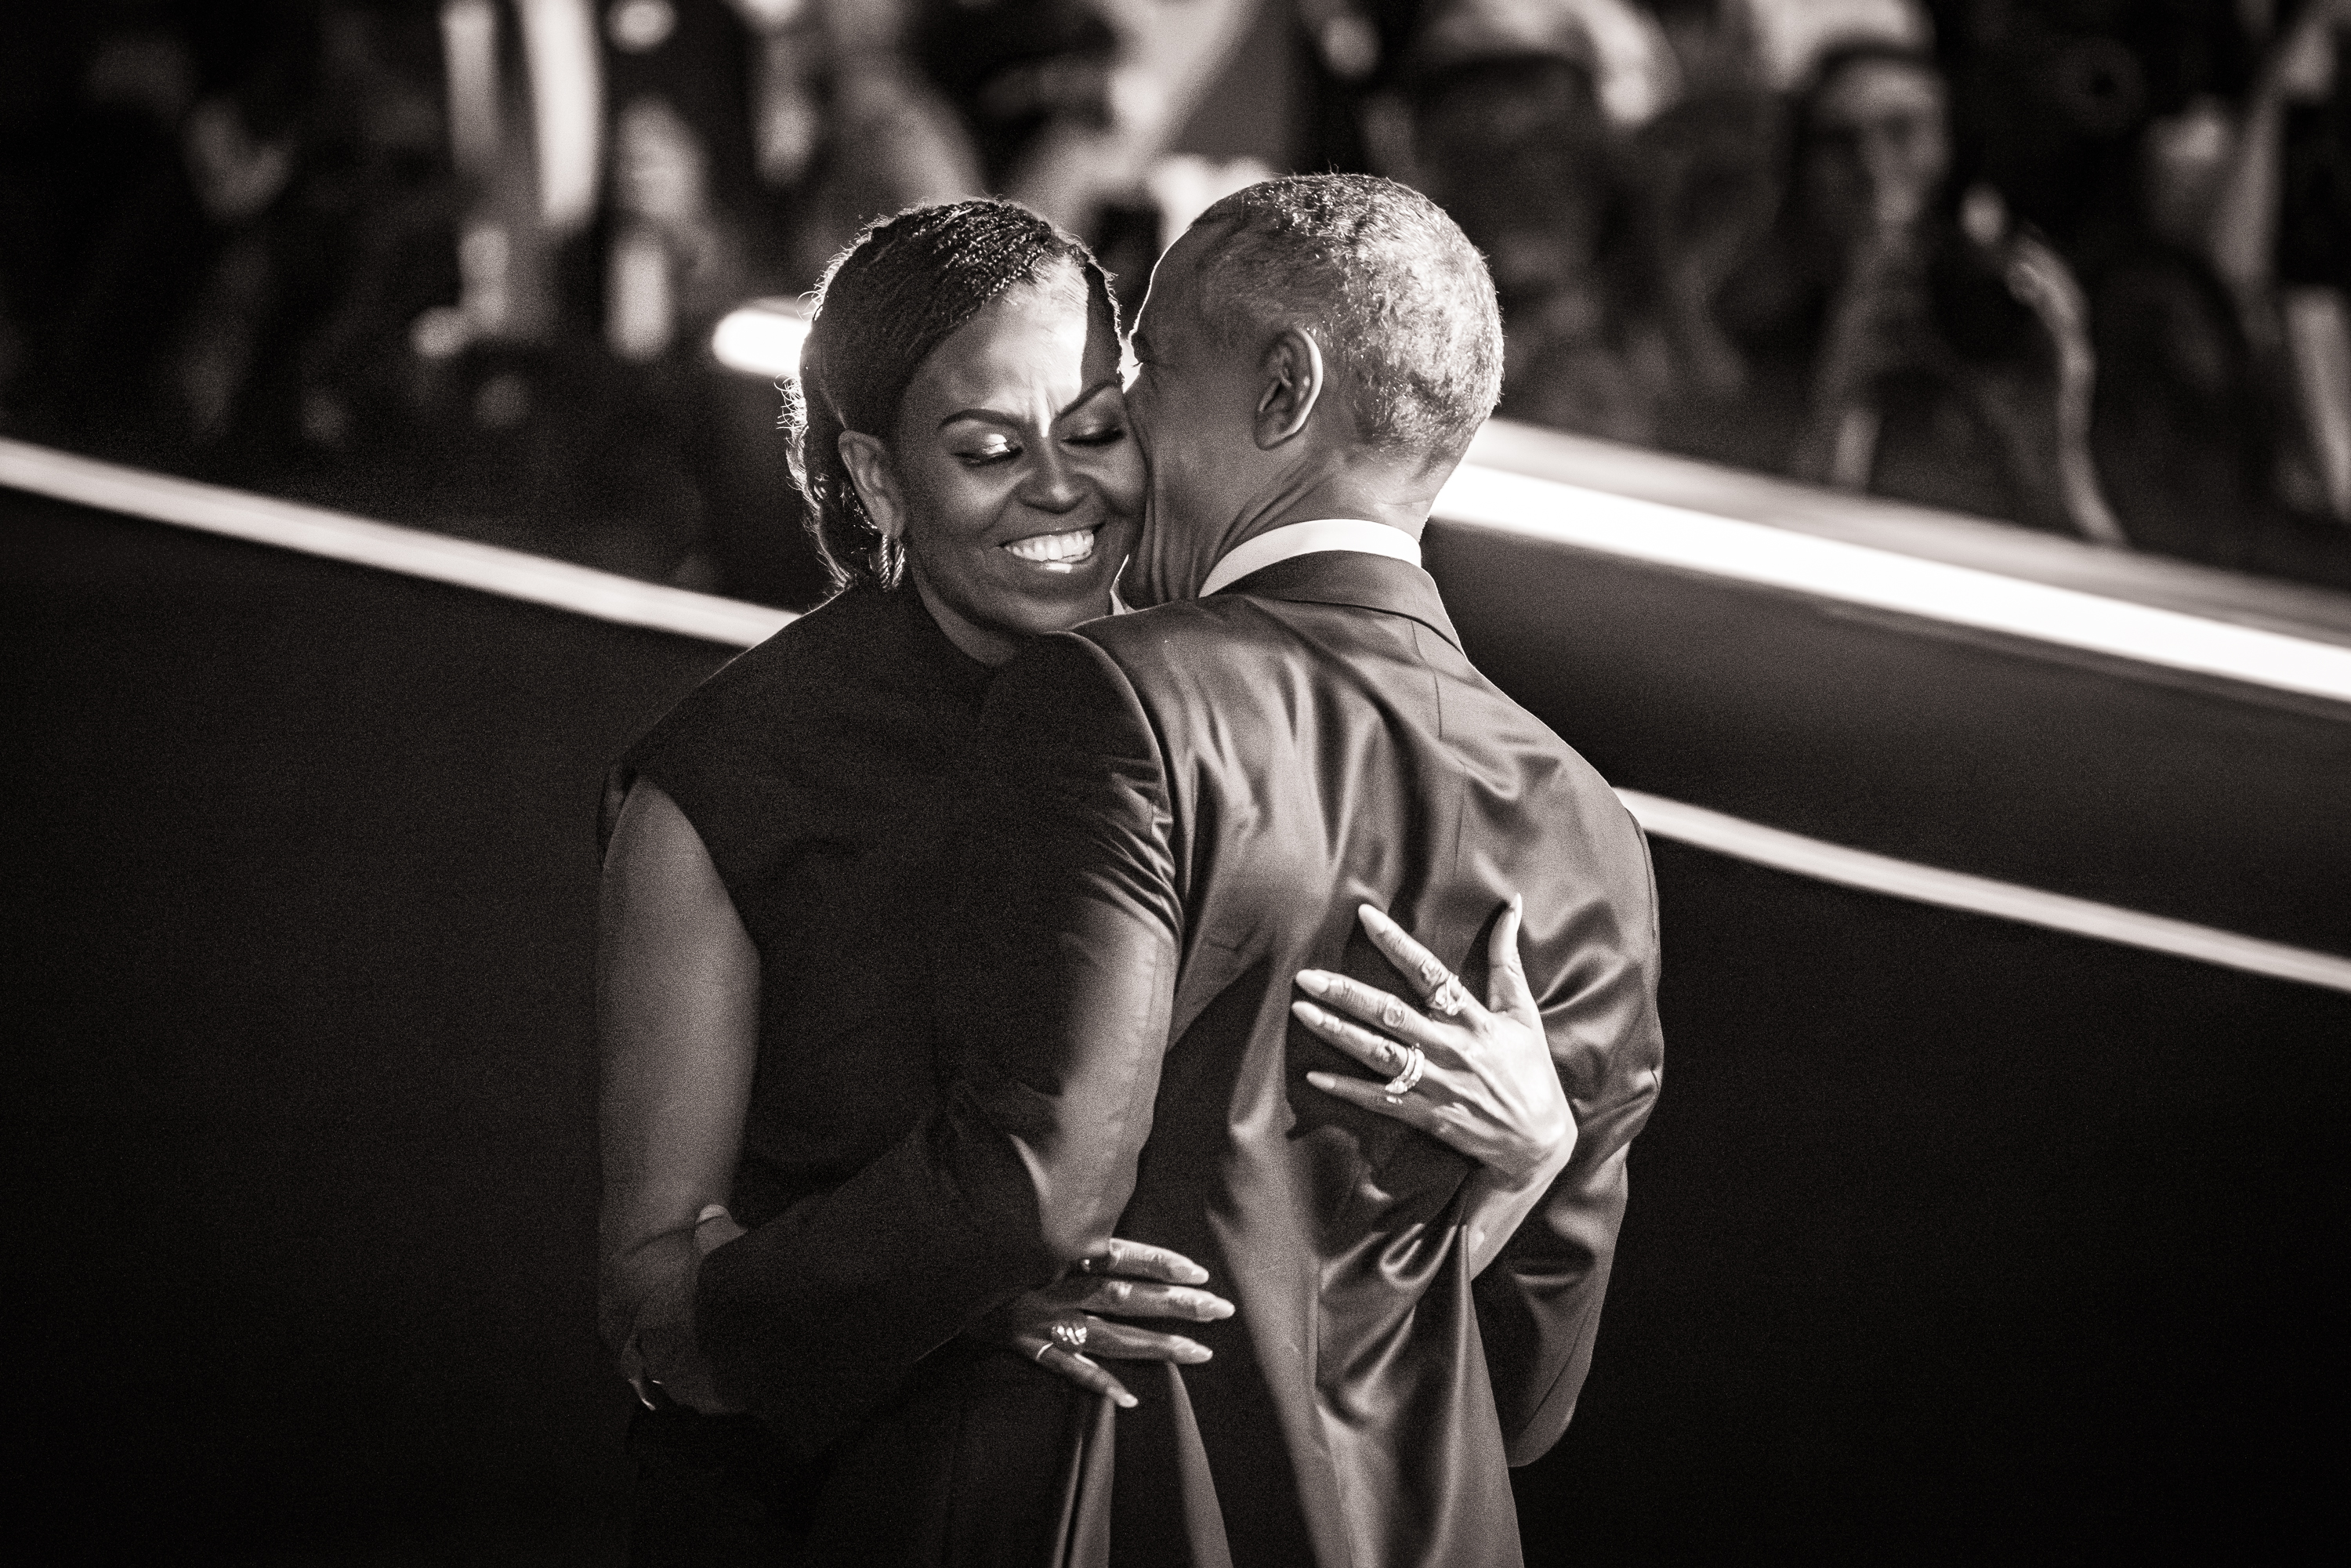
[
  {"x1": 1381, "y1": 1045, "x2": 1427, "y2": 1099},
  {"x1": 1425, "y1": 973, "x2": 1469, "y2": 1017}
]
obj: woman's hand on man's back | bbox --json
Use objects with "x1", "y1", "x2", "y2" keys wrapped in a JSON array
[
  {"x1": 613, "y1": 1204, "x2": 752, "y2": 1416},
  {"x1": 968, "y1": 1239, "x2": 1235, "y2": 1408}
]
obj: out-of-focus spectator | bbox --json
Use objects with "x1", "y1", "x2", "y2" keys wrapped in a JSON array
[
  {"x1": 1947, "y1": 0, "x2": 2256, "y2": 263},
  {"x1": 1367, "y1": 0, "x2": 1691, "y2": 444},
  {"x1": 1700, "y1": 39, "x2": 2126, "y2": 541},
  {"x1": 3, "y1": 0, "x2": 1269, "y2": 606},
  {"x1": 5, "y1": 15, "x2": 208, "y2": 463},
  {"x1": 2079, "y1": 104, "x2": 2271, "y2": 557},
  {"x1": 1636, "y1": 1, "x2": 1787, "y2": 436},
  {"x1": 915, "y1": 0, "x2": 1262, "y2": 297},
  {"x1": 2272, "y1": 4, "x2": 2351, "y2": 523},
  {"x1": 12, "y1": 0, "x2": 2339, "y2": 598},
  {"x1": 5, "y1": 5, "x2": 317, "y2": 474},
  {"x1": 1929, "y1": 0, "x2": 2351, "y2": 585},
  {"x1": 2208, "y1": 0, "x2": 2351, "y2": 526}
]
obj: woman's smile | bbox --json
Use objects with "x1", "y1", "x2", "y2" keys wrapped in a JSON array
[{"x1": 1002, "y1": 525, "x2": 1100, "y2": 569}]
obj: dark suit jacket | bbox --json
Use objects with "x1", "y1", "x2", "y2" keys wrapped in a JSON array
[{"x1": 699, "y1": 550, "x2": 1665, "y2": 1566}]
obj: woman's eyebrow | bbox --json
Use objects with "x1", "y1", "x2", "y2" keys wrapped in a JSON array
[
  {"x1": 936, "y1": 407, "x2": 1020, "y2": 432},
  {"x1": 935, "y1": 375, "x2": 1123, "y2": 431}
]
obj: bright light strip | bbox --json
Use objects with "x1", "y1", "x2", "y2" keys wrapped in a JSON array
[
  {"x1": 9, "y1": 435, "x2": 2349, "y2": 990},
  {"x1": 1620, "y1": 790, "x2": 2351, "y2": 995},
  {"x1": 711, "y1": 303, "x2": 810, "y2": 381},
  {"x1": 0, "y1": 438, "x2": 794, "y2": 648},
  {"x1": 1435, "y1": 462, "x2": 2351, "y2": 708}
]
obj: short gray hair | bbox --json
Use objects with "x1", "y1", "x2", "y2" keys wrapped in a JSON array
[{"x1": 1190, "y1": 174, "x2": 1504, "y2": 462}]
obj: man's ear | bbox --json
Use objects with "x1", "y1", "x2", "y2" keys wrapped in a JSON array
[
  {"x1": 1253, "y1": 327, "x2": 1326, "y2": 451},
  {"x1": 836, "y1": 431, "x2": 907, "y2": 541}
]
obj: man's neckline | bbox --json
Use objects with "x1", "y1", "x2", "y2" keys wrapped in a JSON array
[{"x1": 1199, "y1": 519, "x2": 1422, "y2": 599}]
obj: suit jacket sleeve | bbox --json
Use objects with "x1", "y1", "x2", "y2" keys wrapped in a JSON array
[
  {"x1": 694, "y1": 632, "x2": 1182, "y2": 1455},
  {"x1": 1476, "y1": 806, "x2": 1665, "y2": 1466}
]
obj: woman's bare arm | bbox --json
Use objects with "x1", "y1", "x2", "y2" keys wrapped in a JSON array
[
  {"x1": 602, "y1": 780, "x2": 1229, "y2": 1417},
  {"x1": 596, "y1": 779, "x2": 760, "y2": 1410}
]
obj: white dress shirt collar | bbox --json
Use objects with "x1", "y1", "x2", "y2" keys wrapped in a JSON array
[{"x1": 1197, "y1": 519, "x2": 1423, "y2": 598}]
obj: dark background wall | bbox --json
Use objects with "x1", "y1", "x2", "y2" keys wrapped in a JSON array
[
  {"x1": 7, "y1": 491, "x2": 2346, "y2": 1563},
  {"x1": 6, "y1": 493, "x2": 721, "y2": 1563}
]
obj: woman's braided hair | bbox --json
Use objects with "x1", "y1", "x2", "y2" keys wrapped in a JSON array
[{"x1": 786, "y1": 199, "x2": 1118, "y2": 592}]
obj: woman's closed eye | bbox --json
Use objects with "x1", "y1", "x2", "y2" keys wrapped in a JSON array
[
  {"x1": 955, "y1": 436, "x2": 1020, "y2": 466},
  {"x1": 1065, "y1": 422, "x2": 1127, "y2": 448}
]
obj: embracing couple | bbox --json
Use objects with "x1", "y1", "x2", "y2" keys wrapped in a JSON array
[{"x1": 598, "y1": 175, "x2": 1664, "y2": 1566}]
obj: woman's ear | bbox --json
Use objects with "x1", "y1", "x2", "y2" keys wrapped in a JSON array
[
  {"x1": 836, "y1": 430, "x2": 907, "y2": 541},
  {"x1": 1254, "y1": 327, "x2": 1326, "y2": 451}
]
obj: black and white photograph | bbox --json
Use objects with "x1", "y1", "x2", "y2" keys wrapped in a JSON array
[{"x1": 5, "y1": 1, "x2": 2347, "y2": 1562}]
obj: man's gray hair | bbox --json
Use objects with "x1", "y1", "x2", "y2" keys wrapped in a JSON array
[{"x1": 1191, "y1": 173, "x2": 1504, "y2": 462}]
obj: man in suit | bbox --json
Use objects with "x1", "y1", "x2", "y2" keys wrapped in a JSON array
[{"x1": 699, "y1": 172, "x2": 1664, "y2": 1564}]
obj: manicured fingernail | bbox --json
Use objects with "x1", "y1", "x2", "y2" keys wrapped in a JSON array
[
  {"x1": 1175, "y1": 1263, "x2": 1208, "y2": 1284},
  {"x1": 1291, "y1": 1001, "x2": 1327, "y2": 1030},
  {"x1": 1179, "y1": 1345, "x2": 1212, "y2": 1362},
  {"x1": 1114, "y1": 1392, "x2": 1138, "y2": 1408},
  {"x1": 1509, "y1": 893, "x2": 1523, "y2": 914},
  {"x1": 1296, "y1": 971, "x2": 1330, "y2": 994},
  {"x1": 1360, "y1": 904, "x2": 1391, "y2": 925},
  {"x1": 1306, "y1": 1071, "x2": 1335, "y2": 1089}
]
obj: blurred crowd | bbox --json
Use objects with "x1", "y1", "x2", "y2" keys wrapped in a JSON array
[
  {"x1": 0, "y1": 0, "x2": 1266, "y2": 604},
  {"x1": 1323, "y1": 0, "x2": 2351, "y2": 585},
  {"x1": 3, "y1": 0, "x2": 2348, "y2": 604}
]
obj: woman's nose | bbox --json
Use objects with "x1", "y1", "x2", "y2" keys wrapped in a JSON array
[{"x1": 1021, "y1": 448, "x2": 1087, "y2": 512}]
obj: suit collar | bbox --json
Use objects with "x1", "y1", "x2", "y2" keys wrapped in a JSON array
[
  {"x1": 1197, "y1": 518, "x2": 1421, "y2": 597},
  {"x1": 1209, "y1": 549, "x2": 1462, "y2": 652}
]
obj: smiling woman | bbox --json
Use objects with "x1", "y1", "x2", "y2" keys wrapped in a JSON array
[
  {"x1": 592, "y1": 198, "x2": 1199, "y2": 1564},
  {"x1": 787, "y1": 201, "x2": 1138, "y2": 625},
  {"x1": 835, "y1": 252, "x2": 1140, "y2": 664}
]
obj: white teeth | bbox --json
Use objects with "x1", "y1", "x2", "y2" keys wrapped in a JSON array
[{"x1": 1004, "y1": 528, "x2": 1098, "y2": 565}]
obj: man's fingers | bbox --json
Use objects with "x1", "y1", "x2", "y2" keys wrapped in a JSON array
[
  {"x1": 1066, "y1": 1277, "x2": 1233, "y2": 1321},
  {"x1": 1021, "y1": 1342, "x2": 1137, "y2": 1408},
  {"x1": 1485, "y1": 893, "x2": 1540, "y2": 1024}
]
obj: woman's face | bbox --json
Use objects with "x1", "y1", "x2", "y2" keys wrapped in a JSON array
[
  {"x1": 849, "y1": 268, "x2": 1143, "y2": 666},
  {"x1": 1804, "y1": 59, "x2": 1951, "y2": 249}
]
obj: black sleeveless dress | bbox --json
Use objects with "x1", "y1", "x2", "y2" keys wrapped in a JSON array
[
  {"x1": 609, "y1": 585, "x2": 1105, "y2": 1564},
  {"x1": 614, "y1": 581, "x2": 991, "y2": 1235}
]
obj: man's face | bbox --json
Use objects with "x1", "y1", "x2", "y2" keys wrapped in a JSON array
[{"x1": 1120, "y1": 228, "x2": 1267, "y2": 606}]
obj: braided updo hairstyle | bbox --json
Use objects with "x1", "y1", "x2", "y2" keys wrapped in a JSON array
[{"x1": 787, "y1": 199, "x2": 1120, "y2": 592}]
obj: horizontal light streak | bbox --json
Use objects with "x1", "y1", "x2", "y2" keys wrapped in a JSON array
[
  {"x1": 1435, "y1": 463, "x2": 2351, "y2": 708},
  {"x1": 9, "y1": 436, "x2": 2346, "y2": 991},
  {"x1": 1620, "y1": 791, "x2": 2351, "y2": 995},
  {"x1": 0, "y1": 438, "x2": 795, "y2": 648}
]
